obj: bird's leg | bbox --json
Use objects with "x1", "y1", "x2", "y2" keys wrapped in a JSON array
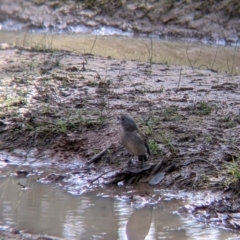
[
  {"x1": 127, "y1": 154, "x2": 134, "y2": 167},
  {"x1": 137, "y1": 155, "x2": 146, "y2": 167}
]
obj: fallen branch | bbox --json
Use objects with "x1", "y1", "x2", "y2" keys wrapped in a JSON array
[
  {"x1": 85, "y1": 145, "x2": 111, "y2": 166},
  {"x1": 104, "y1": 175, "x2": 126, "y2": 185},
  {"x1": 148, "y1": 157, "x2": 166, "y2": 178},
  {"x1": 101, "y1": 164, "x2": 153, "y2": 185},
  {"x1": 90, "y1": 166, "x2": 123, "y2": 183},
  {"x1": 71, "y1": 166, "x2": 90, "y2": 174},
  {"x1": 224, "y1": 126, "x2": 240, "y2": 132},
  {"x1": 91, "y1": 163, "x2": 152, "y2": 184}
]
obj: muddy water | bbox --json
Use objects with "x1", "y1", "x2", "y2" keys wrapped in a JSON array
[
  {"x1": 0, "y1": 177, "x2": 238, "y2": 240},
  {"x1": 0, "y1": 30, "x2": 239, "y2": 75}
]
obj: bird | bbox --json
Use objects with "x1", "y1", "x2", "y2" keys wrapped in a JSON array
[{"x1": 119, "y1": 114, "x2": 150, "y2": 165}]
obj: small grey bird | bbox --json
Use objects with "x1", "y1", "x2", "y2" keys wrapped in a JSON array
[{"x1": 119, "y1": 114, "x2": 150, "y2": 164}]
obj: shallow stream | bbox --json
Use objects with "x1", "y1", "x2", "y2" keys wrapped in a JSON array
[
  {"x1": 0, "y1": 30, "x2": 239, "y2": 75},
  {"x1": 0, "y1": 176, "x2": 238, "y2": 240}
]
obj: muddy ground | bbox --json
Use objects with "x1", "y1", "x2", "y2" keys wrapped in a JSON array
[
  {"x1": 0, "y1": 45, "x2": 240, "y2": 238},
  {"x1": 0, "y1": 1, "x2": 240, "y2": 239},
  {"x1": 0, "y1": 0, "x2": 239, "y2": 44}
]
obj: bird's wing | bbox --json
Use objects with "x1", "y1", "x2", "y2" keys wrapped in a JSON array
[
  {"x1": 136, "y1": 130, "x2": 151, "y2": 155},
  {"x1": 145, "y1": 141, "x2": 151, "y2": 155}
]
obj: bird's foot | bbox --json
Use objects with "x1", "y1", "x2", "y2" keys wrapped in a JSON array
[
  {"x1": 126, "y1": 158, "x2": 135, "y2": 167},
  {"x1": 135, "y1": 161, "x2": 144, "y2": 168}
]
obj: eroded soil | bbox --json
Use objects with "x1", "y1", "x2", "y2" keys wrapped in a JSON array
[{"x1": 0, "y1": 47, "x2": 240, "y2": 234}]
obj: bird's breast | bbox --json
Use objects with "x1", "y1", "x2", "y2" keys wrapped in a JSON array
[{"x1": 121, "y1": 132, "x2": 147, "y2": 155}]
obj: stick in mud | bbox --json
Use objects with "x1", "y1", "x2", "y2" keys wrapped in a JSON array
[
  {"x1": 90, "y1": 166, "x2": 123, "y2": 183},
  {"x1": 85, "y1": 145, "x2": 112, "y2": 166}
]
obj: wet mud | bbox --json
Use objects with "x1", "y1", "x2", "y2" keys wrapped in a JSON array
[
  {"x1": 0, "y1": 1, "x2": 240, "y2": 238},
  {"x1": 0, "y1": 45, "x2": 240, "y2": 235}
]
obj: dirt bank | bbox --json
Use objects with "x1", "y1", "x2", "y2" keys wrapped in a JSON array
[
  {"x1": 0, "y1": 45, "x2": 240, "y2": 232},
  {"x1": 0, "y1": 0, "x2": 239, "y2": 44}
]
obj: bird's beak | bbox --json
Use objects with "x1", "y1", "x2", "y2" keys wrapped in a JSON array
[{"x1": 117, "y1": 116, "x2": 122, "y2": 124}]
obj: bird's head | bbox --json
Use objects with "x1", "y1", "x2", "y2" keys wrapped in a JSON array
[{"x1": 119, "y1": 114, "x2": 138, "y2": 132}]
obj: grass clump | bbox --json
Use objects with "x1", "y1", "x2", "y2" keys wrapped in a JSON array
[
  {"x1": 219, "y1": 115, "x2": 240, "y2": 129},
  {"x1": 86, "y1": 81, "x2": 98, "y2": 87},
  {"x1": 16, "y1": 33, "x2": 57, "y2": 53},
  {"x1": 228, "y1": 164, "x2": 240, "y2": 182},
  {"x1": 226, "y1": 157, "x2": 240, "y2": 186},
  {"x1": 148, "y1": 139, "x2": 159, "y2": 154},
  {"x1": 160, "y1": 106, "x2": 179, "y2": 121},
  {"x1": 189, "y1": 101, "x2": 213, "y2": 116}
]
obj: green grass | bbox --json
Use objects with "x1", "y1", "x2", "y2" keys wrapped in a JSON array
[
  {"x1": 86, "y1": 81, "x2": 98, "y2": 87},
  {"x1": 226, "y1": 157, "x2": 240, "y2": 186},
  {"x1": 189, "y1": 101, "x2": 213, "y2": 116},
  {"x1": 16, "y1": 33, "x2": 57, "y2": 53},
  {"x1": 219, "y1": 115, "x2": 239, "y2": 129},
  {"x1": 160, "y1": 106, "x2": 180, "y2": 121},
  {"x1": 148, "y1": 139, "x2": 158, "y2": 154},
  {"x1": 159, "y1": 131, "x2": 178, "y2": 155}
]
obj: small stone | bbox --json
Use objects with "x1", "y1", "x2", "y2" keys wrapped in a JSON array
[{"x1": 149, "y1": 172, "x2": 165, "y2": 185}]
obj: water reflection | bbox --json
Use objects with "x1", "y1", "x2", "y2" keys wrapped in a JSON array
[
  {"x1": 0, "y1": 177, "x2": 238, "y2": 239},
  {"x1": 125, "y1": 207, "x2": 152, "y2": 240}
]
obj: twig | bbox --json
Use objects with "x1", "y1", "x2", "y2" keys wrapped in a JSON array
[
  {"x1": 148, "y1": 157, "x2": 166, "y2": 178},
  {"x1": 226, "y1": 57, "x2": 230, "y2": 74},
  {"x1": 230, "y1": 42, "x2": 238, "y2": 76},
  {"x1": 186, "y1": 44, "x2": 203, "y2": 71},
  {"x1": 177, "y1": 69, "x2": 182, "y2": 90},
  {"x1": 90, "y1": 166, "x2": 123, "y2": 183},
  {"x1": 85, "y1": 146, "x2": 111, "y2": 166},
  {"x1": 90, "y1": 35, "x2": 98, "y2": 54},
  {"x1": 144, "y1": 37, "x2": 153, "y2": 75},
  {"x1": 162, "y1": 163, "x2": 176, "y2": 173},
  {"x1": 193, "y1": 43, "x2": 203, "y2": 67},
  {"x1": 224, "y1": 126, "x2": 240, "y2": 132},
  {"x1": 149, "y1": 37, "x2": 153, "y2": 75},
  {"x1": 143, "y1": 159, "x2": 165, "y2": 183},
  {"x1": 182, "y1": 158, "x2": 219, "y2": 171},
  {"x1": 104, "y1": 175, "x2": 126, "y2": 185},
  {"x1": 70, "y1": 167, "x2": 90, "y2": 174},
  {"x1": 186, "y1": 46, "x2": 193, "y2": 70},
  {"x1": 211, "y1": 45, "x2": 219, "y2": 70},
  {"x1": 200, "y1": 159, "x2": 219, "y2": 171}
]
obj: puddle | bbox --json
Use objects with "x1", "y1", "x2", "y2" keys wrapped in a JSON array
[
  {"x1": 0, "y1": 30, "x2": 239, "y2": 75},
  {"x1": 0, "y1": 177, "x2": 238, "y2": 240}
]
